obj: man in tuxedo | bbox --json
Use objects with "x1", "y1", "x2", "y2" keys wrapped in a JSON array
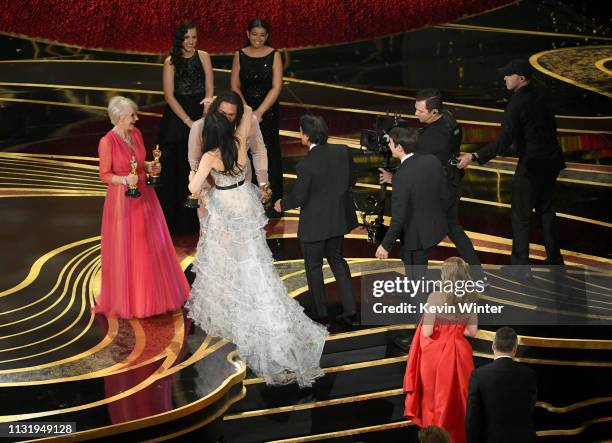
[
  {"x1": 466, "y1": 327, "x2": 538, "y2": 443},
  {"x1": 375, "y1": 127, "x2": 448, "y2": 289},
  {"x1": 275, "y1": 114, "x2": 358, "y2": 328},
  {"x1": 457, "y1": 59, "x2": 565, "y2": 272}
]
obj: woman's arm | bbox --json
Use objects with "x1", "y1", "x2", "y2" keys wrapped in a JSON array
[
  {"x1": 464, "y1": 312, "x2": 479, "y2": 337},
  {"x1": 98, "y1": 137, "x2": 136, "y2": 186},
  {"x1": 162, "y1": 57, "x2": 194, "y2": 128},
  {"x1": 188, "y1": 152, "x2": 215, "y2": 194},
  {"x1": 253, "y1": 51, "x2": 282, "y2": 121},
  {"x1": 199, "y1": 51, "x2": 214, "y2": 103},
  {"x1": 230, "y1": 51, "x2": 246, "y2": 103}
]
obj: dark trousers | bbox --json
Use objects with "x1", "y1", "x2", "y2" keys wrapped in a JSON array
[
  {"x1": 447, "y1": 184, "x2": 484, "y2": 278},
  {"x1": 511, "y1": 172, "x2": 563, "y2": 265},
  {"x1": 300, "y1": 236, "x2": 356, "y2": 319},
  {"x1": 402, "y1": 247, "x2": 430, "y2": 297},
  {"x1": 155, "y1": 142, "x2": 199, "y2": 236}
]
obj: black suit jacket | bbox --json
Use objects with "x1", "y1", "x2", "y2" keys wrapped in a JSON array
[
  {"x1": 466, "y1": 357, "x2": 538, "y2": 443},
  {"x1": 476, "y1": 83, "x2": 565, "y2": 175},
  {"x1": 381, "y1": 153, "x2": 448, "y2": 252},
  {"x1": 281, "y1": 143, "x2": 358, "y2": 243}
]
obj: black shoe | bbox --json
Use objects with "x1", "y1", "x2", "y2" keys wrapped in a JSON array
[
  {"x1": 394, "y1": 336, "x2": 412, "y2": 353},
  {"x1": 500, "y1": 265, "x2": 534, "y2": 284},
  {"x1": 335, "y1": 313, "x2": 359, "y2": 330}
]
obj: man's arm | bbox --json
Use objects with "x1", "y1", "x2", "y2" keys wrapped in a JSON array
[
  {"x1": 476, "y1": 101, "x2": 519, "y2": 164},
  {"x1": 381, "y1": 173, "x2": 407, "y2": 252},
  {"x1": 348, "y1": 148, "x2": 357, "y2": 187},
  {"x1": 280, "y1": 161, "x2": 311, "y2": 211},
  {"x1": 248, "y1": 116, "x2": 269, "y2": 185},
  {"x1": 465, "y1": 371, "x2": 483, "y2": 443}
]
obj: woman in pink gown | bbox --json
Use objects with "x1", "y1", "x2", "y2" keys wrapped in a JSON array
[
  {"x1": 403, "y1": 257, "x2": 479, "y2": 443},
  {"x1": 94, "y1": 96, "x2": 190, "y2": 319}
]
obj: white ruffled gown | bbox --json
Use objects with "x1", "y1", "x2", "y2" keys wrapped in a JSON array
[{"x1": 186, "y1": 169, "x2": 328, "y2": 387}]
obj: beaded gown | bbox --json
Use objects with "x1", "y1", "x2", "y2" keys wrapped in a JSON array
[
  {"x1": 156, "y1": 52, "x2": 205, "y2": 235},
  {"x1": 186, "y1": 168, "x2": 327, "y2": 387}
]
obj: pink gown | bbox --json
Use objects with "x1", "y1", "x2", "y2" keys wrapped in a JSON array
[{"x1": 95, "y1": 128, "x2": 190, "y2": 318}]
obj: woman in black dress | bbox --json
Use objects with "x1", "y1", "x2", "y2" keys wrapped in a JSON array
[
  {"x1": 231, "y1": 18, "x2": 283, "y2": 211},
  {"x1": 157, "y1": 21, "x2": 213, "y2": 235}
]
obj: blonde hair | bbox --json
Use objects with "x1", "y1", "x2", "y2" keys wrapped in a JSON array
[
  {"x1": 107, "y1": 96, "x2": 138, "y2": 125},
  {"x1": 441, "y1": 256, "x2": 477, "y2": 308}
]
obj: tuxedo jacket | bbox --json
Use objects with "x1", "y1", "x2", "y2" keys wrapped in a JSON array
[
  {"x1": 466, "y1": 357, "x2": 538, "y2": 443},
  {"x1": 281, "y1": 143, "x2": 358, "y2": 243},
  {"x1": 381, "y1": 153, "x2": 448, "y2": 252}
]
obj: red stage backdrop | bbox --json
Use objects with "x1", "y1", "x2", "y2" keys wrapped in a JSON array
[{"x1": 1, "y1": 0, "x2": 514, "y2": 54}]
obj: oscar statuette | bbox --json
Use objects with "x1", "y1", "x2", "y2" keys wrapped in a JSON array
[
  {"x1": 125, "y1": 156, "x2": 141, "y2": 198},
  {"x1": 146, "y1": 144, "x2": 162, "y2": 186}
]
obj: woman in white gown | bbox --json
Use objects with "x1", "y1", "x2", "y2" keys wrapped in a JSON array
[{"x1": 187, "y1": 107, "x2": 327, "y2": 387}]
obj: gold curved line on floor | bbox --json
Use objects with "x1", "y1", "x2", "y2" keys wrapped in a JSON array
[
  {"x1": 594, "y1": 57, "x2": 612, "y2": 76},
  {"x1": 436, "y1": 23, "x2": 612, "y2": 41},
  {"x1": 0, "y1": 97, "x2": 161, "y2": 118},
  {"x1": 224, "y1": 388, "x2": 404, "y2": 420},
  {"x1": 0, "y1": 312, "x2": 186, "y2": 423},
  {"x1": 1, "y1": 153, "x2": 99, "y2": 162},
  {"x1": 0, "y1": 236, "x2": 100, "y2": 297},
  {"x1": 0, "y1": 157, "x2": 100, "y2": 175},
  {"x1": 533, "y1": 274, "x2": 612, "y2": 300},
  {"x1": 0, "y1": 182, "x2": 105, "y2": 192},
  {"x1": 0, "y1": 153, "x2": 100, "y2": 171},
  {"x1": 0, "y1": 258, "x2": 98, "y2": 358},
  {"x1": 488, "y1": 271, "x2": 612, "y2": 313},
  {"x1": 0, "y1": 245, "x2": 99, "y2": 324},
  {"x1": 0, "y1": 175, "x2": 106, "y2": 189},
  {"x1": 536, "y1": 415, "x2": 612, "y2": 437},
  {"x1": 0, "y1": 81, "x2": 163, "y2": 95},
  {"x1": 530, "y1": 47, "x2": 612, "y2": 99},
  {"x1": 0, "y1": 167, "x2": 104, "y2": 184},
  {"x1": 475, "y1": 329, "x2": 612, "y2": 350},
  {"x1": 537, "y1": 396, "x2": 612, "y2": 413},
  {"x1": 268, "y1": 420, "x2": 415, "y2": 443},
  {"x1": 1, "y1": 67, "x2": 609, "y2": 125},
  {"x1": 566, "y1": 274, "x2": 612, "y2": 292},
  {"x1": 473, "y1": 350, "x2": 612, "y2": 367},
  {"x1": 282, "y1": 173, "x2": 612, "y2": 228},
  {"x1": 0, "y1": 191, "x2": 106, "y2": 198}
]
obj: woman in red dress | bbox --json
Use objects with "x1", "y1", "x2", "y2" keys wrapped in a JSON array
[
  {"x1": 94, "y1": 96, "x2": 190, "y2": 319},
  {"x1": 404, "y1": 257, "x2": 479, "y2": 443}
]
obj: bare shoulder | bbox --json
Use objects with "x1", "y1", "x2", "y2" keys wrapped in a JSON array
[
  {"x1": 164, "y1": 55, "x2": 172, "y2": 65},
  {"x1": 197, "y1": 50, "x2": 210, "y2": 60},
  {"x1": 427, "y1": 291, "x2": 446, "y2": 305}
]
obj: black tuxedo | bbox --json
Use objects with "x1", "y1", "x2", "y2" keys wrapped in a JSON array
[
  {"x1": 466, "y1": 357, "x2": 537, "y2": 443},
  {"x1": 381, "y1": 153, "x2": 448, "y2": 284},
  {"x1": 281, "y1": 143, "x2": 358, "y2": 319}
]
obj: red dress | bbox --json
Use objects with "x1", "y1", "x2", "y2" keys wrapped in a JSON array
[
  {"x1": 94, "y1": 128, "x2": 190, "y2": 318},
  {"x1": 403, "y1": 318, "x2": 474, "y2": 443}
]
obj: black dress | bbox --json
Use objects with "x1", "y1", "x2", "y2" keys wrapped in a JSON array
[
  {"x1": 156, "y1": 52, "x2": 205, "y2": 236},
  {"x1": 239, "y1": 49, "x2": 282, "y2": 201}
]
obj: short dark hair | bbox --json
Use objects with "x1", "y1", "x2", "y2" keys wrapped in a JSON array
[
  {"x1": 416, "y1": 88, "x2": 443, "y2": 112},
  {"x1": 388, "y1": 127, "x2": 418, "y2": 154},
  {"x1": 494, "y1": 326, "x2": 518, "y2": 353},
  {"x1": 207, "y1": 90, "x2": 244, "y2": 128},
  {"x1": 418, "y1": 425, "x2": 451, "y2": 443},
  {"x1": 299, "y1": 114, "x2": 328, "y2": 145}
]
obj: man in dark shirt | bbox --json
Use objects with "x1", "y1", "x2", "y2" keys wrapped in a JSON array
[
  {"x1": 457, "y1": 59, "x2": 565, "y2": 269},
  {"x1": 380, "y1": 89, "x2": 484, "y2": 281}
]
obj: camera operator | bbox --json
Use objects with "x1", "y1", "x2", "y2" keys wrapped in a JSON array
[
  {"x1": 375, "y1": 127, "x2": 448, "y2": 290},
  {"x1": 379, "y1": 89, "x2": 485, "y2": 282}
]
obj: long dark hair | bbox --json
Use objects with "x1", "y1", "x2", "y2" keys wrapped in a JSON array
[
  {"x1": 207, "y1": 91, "x2": 244, "y2": 129},
  {"x1": 170, "y1": 21, "x2": 196, "y2": 72},
  {"x1": 203, "y1": 112, "x2": 241, "y2": 175},
  {"x1": 243, "y1": 18, "x2": 271, "y2": 48}
]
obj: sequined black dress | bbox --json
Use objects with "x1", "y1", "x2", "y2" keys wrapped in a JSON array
[
  {"x1": 239, "y1": 49, "x2": 282, "y2": 201},
  {"x1": 156, "y1": 52, "x2": 206, "y2": 235}
]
